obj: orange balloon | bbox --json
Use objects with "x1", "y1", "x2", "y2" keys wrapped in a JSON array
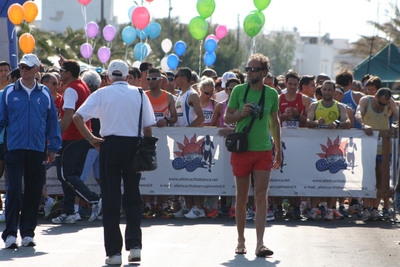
[
  {"x1": 19, "y1": 33, "x2": 35, "y2": 54},
  {"x1": 7, "y1": 4, "x2": 25, "y2": 25},
  {"x1": 23, "y1": 1, "x2": 39, "y2": 23}
]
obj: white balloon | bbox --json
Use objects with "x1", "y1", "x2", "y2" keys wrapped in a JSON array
[
  {"x1": 132, "y1": 60, "x2": 141, "y2": 69},
  {"x1": 161, "y1": 38, "x2": 172, "y2": 53},
  {"x1": 144, "y1": 43, "x2": 152, "y2": 57},
  {"x1": 160, "y1": 56, "x2": 170, "y2": 72}
]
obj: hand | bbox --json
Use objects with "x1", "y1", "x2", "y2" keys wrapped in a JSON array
[
  {"x1": 327, "y1": 122, "x2": 337, "y2": 129},
  {"x1": 46, "y1": 151, "x2": 56, "y2": 164},
  {"x1": 218, "y1": 127, "x2": 234, "y2": 137},
  {"x1": 281, "y1": 112, "x2": 292, "y2": 121},
  {"x1": 317, "y1": 118, "x2": 325, "y2": 126},
  {"x1": 273, "y1": 150, "x2": 282, "y2": 170},
  {"x1": 289, "y1": 107, "x2": 299, "y2": 117},
  {"x1": 240, "y1": 103, "x2": 254, "y2": 118},
  {"x1": 88, "y1": 136, "x2": 105, "y2": 151},
  {"x1": 58, "y1": 54, "x2": 66, "y2": 67},
  {"x1": 156, "y1": 118, "x2": 167, "y2": 127},
  {"x1": 361, "y1": 124, "x2": 373, "y2": 136}
]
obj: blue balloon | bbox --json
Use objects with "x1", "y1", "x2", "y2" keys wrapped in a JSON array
[
  {"x1": 121, "y1": 26, "x2": 136, "y2": 45},
  {"x1": 128, "y1": 6, "x2": 137, "y2": 22},
  {"x1": 136, "y1": 28, "x2": 147, "y2": 40},
  {"x1": 204, "y1": 38, "x2": 217, "y2": 53},
  {"x1": 174, "y1": 41, "x2": 187, "y2": 57},
  {"x1": 204, "y1": 52, "x2": 216, "y2": 66},
  {"x1": 133, "y1": 42, "x2": 148, "y2": 61},
  {"x1": 144, "y1": 22, "x2": 162, "y2": 39},
  {"x1": 167, "y1": 54, "x2": 179, "y2": 70}
]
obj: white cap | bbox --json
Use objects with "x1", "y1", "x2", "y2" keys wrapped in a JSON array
[
  {"x1": 107, "y1": 60, "x2": 129, "y2": 77},
  {"x1": 19, "y1": 54, "x2": 40, "y2": 67},
  {"x1": 221, "y1": 71, "x2": 237, "y2": 88}
]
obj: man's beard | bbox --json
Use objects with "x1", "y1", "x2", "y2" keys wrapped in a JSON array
[{"x1": 249, "y1": 77, "x2": 261, "y2": 84}]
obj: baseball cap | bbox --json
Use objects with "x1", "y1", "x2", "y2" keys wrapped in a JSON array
[
  {"x1": 107, "y1": 60, "x2": 129, "y2": 77},
  {"x1": 221, "y1": 72, "x2": 237, "y2": 88},
  {"x1": 19, "y1": 54, "x2": 40, "y2": 67},
  {"x1": 317, "y1": 73, "x2": 330, "y2": 81}
]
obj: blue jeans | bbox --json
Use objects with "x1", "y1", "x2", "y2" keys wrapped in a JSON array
[{"x1": 80, "y1": 148, "x2": 100, "y2": 181}]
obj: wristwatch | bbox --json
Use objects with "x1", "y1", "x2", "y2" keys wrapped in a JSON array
[{"x1": 164, "y1": 116, "x2": 170, "y2": 124}]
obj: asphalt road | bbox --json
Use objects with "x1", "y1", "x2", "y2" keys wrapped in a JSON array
[{"x1": 0, "y1": 213, "x2": 400, "y2": 267}]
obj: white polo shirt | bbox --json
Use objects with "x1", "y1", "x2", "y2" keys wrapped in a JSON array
[{"x1": 76, "y1": 81, "x2": 155, "y2": 137}]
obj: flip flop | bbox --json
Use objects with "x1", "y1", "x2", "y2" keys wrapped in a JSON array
[
  {"x1": 235, "y1": 243, "x2": 247, "y2": 254},
  {"x1": 255, "y1": 246, "x2": 274, "y2": 257}
]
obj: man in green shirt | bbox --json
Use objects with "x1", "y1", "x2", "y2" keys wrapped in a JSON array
[{"x1": 225, "y1": 53, "x2": 281, "y2": 257}]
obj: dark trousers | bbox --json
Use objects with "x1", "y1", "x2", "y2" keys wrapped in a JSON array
[
  {"x1": 1, "y1": 150, "x2": 45, "y2": 241},
  {"x1": 56, "y1": 139, "x2": 99, "y2": 215},
  {"x1": 100, "y1": 136, "x2": 142, "y2": 256}
]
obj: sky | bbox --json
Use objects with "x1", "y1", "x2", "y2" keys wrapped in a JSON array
[{"x1": 34, "y1": 0, "x2": 397, "y2": 42}]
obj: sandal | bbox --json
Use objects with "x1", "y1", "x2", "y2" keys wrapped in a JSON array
[
  {"x1": 235, "y1": 243, "x2": 247, "y2": 254},
  {"x1": 255, "y1": 246, "x2": 274, "y2": 257}
]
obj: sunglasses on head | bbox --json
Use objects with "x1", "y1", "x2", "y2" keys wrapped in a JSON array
[
  {"x1": 18, "y1": 64, "x2": 34, "y2": 71},
  {"x1": 202, "y1": 90, "x2": 213, "y2": 96},
  {"x1": 146, "y1": 77, "x2": 161, "y2": 81},
  {"x1": 245, "y1": 67, "x2": 264, "y2": 73}
]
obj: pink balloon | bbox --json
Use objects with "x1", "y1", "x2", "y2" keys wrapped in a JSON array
[
  {"x1": 215, "y1": 25, "x2": 228, "y2": 39},
  {"x1": 103, "y1": 25, "x2": 116, "y2": 42},
  {"x1": 80, "y1": 43, "x2": 93, "y2": 59},
  {"x1": 97, "y1": 46, "x2": 111, "y2": 64},
  {"x1": 206, "y1": 34, "x2": 219, "y2": 43},
  {"x1": 132, "y1": 6, "x2": 150, "y2": 30},
  {"x1": 86, "y1": 21, "x2": 99, "y2": 39},
  {"x1": 78, "y1": 0, "x2": 91, "y2": 5}
]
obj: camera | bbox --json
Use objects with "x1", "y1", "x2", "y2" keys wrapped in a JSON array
[{"x1": 250, "y1": 105, "x2": 261, "y2": 118}]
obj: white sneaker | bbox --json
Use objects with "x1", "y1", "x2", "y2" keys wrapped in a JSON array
[
  {"x1": 246, "y1": 209, "x2": 255, "y2": 221},
  {"x1": 266, "y1": 210, "x2": 275, "y2": 222},
  {"x1": 370, "y1": 209, "x2": 380, "y2": 221},
  {"x1": 0, "y1": 212, "x2": 5, "y2": 223},
  {"x1": 44, "y1": 197, "x2": 56, "y2": 219},
  {"x1": 362, "y1": 209, "x2": 372, "y2": 221},
  {"x1": 324, "y1": 209, "x2": 334, "y2": 221},
  {"x1": 173, "y1": 206, "x2": 189, "y2": 218},
  {"x1": 105, "y1": 254, "x2": 122, "y2": 265},
  {"x1": 21, "y1": 236, "x2": 36, "y2": 247},
  {"x1": 5, "y1": 235, "x2": 18, "y2": 249},
  {"x1": 307, "y1": 208, "x2": 319, "y2": 220},
  {"x1": 52, "y1": 213, "x2": 76, "y2": 224},
  {"x1": 89, "y1": 199, "x2": 102, "y2": 222},
  {"x1": 128, "y1": 248, "x2": 141, "y2": 262},
  {"x1": 184, "y1": 207, "x2": 206, "y2": 219},
  {"x1": 73, "y1": 212, "x2": 82, "y2": 221}
]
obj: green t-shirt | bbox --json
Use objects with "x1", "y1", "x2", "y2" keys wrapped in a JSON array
[{"x1": 227, "y1": 83, "x2": 278, "y2": 151}]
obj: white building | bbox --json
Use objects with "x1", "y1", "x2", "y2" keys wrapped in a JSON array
[{"x1": 35, "y1": 0, "x2": 117, "y2": 33}]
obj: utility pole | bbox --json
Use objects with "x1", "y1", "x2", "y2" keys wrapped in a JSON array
[
  {"x1": 100, "y1": 0, "x2": 105, "y2": 31},
  {"x1": 236, "y1": 14, "x2": 240, "y2": 51},
  {"x1": 168, "y1": 0, "x2": 172, "y2": 39}
]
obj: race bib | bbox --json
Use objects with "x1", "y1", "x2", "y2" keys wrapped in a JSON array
[{"x1": 282, "y1": 120, "x2": 299, "y2": 128}]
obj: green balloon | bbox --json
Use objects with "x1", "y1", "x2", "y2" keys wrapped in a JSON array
[
  {"x1": 196, "y1": 0, "x2": 216, "y2": 19},
  {"x1": 253, "y1": 0, "x2": 271, "y2": 11},
  {"x1": 243, "y1": 13, "x2": 263, "y2": 37},
  {"x1": 189, "y1": 16, "x2": 209, "y2": 40},
  {"x1": 250, "y1": 10, "x2": 265, "y2": 27}
]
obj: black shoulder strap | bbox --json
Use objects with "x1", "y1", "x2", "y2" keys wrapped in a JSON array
[
  {"x1": 137, "y1": 89, "x2": 143, "y2": 138},
  {"x1": 242, "y1": 85, "x2": 266, "y2": 133}
]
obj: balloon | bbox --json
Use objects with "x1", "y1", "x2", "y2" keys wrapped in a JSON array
[
  {"x1": 160, "y1": 57, "x2": 170, "y2": 72},
  {"x1": 132, "y1": 6, "x2": 150, "y2": 30},
  {"x1": 204, "y1": 39, "x2": 217, "y2": 53},
  {"x1": 103, "y1": 25, "x2": 116, "y2": 42},
  {"x1": 122, "y1": 26, "x2": 136, "y2": 45},
  {"x1": 146, "y1": 0, "x2": 154, "y2": 2},
  {"x1": 7, "y1": 4, "x2": 25, "y2": 25},
  {"x1": 143, "y1": 43, "x2": 152, "y2": 57},
  {"x1": 203, "y1": 52, "x2": 216, "y2": 66},
  {"x1": 23, "y1": 1, "x2": 38, "y2": 23},
  {"x1": 205, "y1": 34, "x2": 218, "y2": 43},
  {"x1": 132, "y1": 61, "x2": 141, "y2": 69},
  {"x1": 97, "y1": 46, "x2": 111, "y2": 64},
  {"x1": 196, "y1": 0, "x2": 216, "y2": 19},
  {"x1": 133, "y1": 42, "x2": 148, "y2": 61},
  {"x1": 188, "y1": 16, "x2": 208, "y2": 40},
  {"x1": 136, "y1": 29, "x2": 147, "y2": 40},
  {"x1": 128, "y1": 6, "x2": 137, "y2": 21},
  {"x1": 161, "y1": 38, "x2": 173, "y2": 53},
  {"x1": 167, "y1": 54, "x2": 179, "y2": 70},
  {"x1": 174, "y1": 41, "x2": 187, "y2": 57},
  {"x1": 86, "y1": 21, "x2": 99, "y2": 39},
  {"x1": 215, "y1": 25, "x2": 228, "y2": 39},
  {"x1": 19, "y1": 33, "x2": 35, "y2": 54},
  {"x1": 253, "y1": 0, "x2": 271, "y2": 11},
  {"x1": 78, "y1": 0, "x2": 91, "y2": 5},
  {"x1": 243, "y1": 13, "x2": 263, "y2": 37},
  {"x1": 80, "y1": 43, "x2": 93, "y2": 59},
  {"x1": 250, "y1": 10, "x2": 265, "y2": 27},
  {"x1": 145, "y1": 22, "x2": 161, "y2": 39}
]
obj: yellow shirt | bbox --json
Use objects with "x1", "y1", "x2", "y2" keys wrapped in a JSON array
[{"x1": 315, "y1": 100, "x2": 340, "y2": 125}]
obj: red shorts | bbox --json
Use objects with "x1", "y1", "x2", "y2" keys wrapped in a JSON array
[{"x1": 230, "y1": 150, "x2": 273, "y2": 177}]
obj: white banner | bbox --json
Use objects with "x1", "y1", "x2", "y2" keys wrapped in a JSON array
[{"x1": 0, "y1": 128, "x2": 378, "y2": 198}]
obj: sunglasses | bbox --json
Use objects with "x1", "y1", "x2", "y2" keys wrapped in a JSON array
[
  {"x1": 18, "y1": 64, "x2": 34, "y2": 71},
  {"x1": 245, "y1": 67, "x2": 264, "y2": 73},
  {"x1": 211, "y1": 76, "x2": 218, "y2": 79},
  {"x1": 168, "y1": 77, "x2": 174, "y2": 82},
  {"x1": 146, "y1": 77, "x2": 161, "y2": 81},
  {"x1": 202, "y1": 90, "x2": 213, "y2": 96}
]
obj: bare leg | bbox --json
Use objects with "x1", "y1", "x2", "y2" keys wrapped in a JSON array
[
  {"x1": 235, "y1": 175, "x2": 250, "y2": 245},
  {"x1": 253, "y1": 170, "x2": 271, "y2": 250}
]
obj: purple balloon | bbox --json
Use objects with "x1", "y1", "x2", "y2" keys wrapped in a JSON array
[
  {"x1": 103, "y1": 25, "x2": 116, "y2": 42},
  {"x1": 97, "y1": 46, "x2": 111, "y2": 64},
  {"x1": 80, "y1": 43, "x2": 93, "y2": 59},
  {"x1": 86, "y1": 21, "x2": 99, "y2": 39}
]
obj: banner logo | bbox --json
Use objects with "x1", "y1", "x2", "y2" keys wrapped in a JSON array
[{"x1": 315, "y1": 136, "x2": 347, "y2": 173}]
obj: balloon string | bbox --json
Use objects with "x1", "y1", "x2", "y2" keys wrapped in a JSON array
[
  {"x1": 252, "y1": 38, "x2": 256, "y2": 54},
  {"x1": 198, "y1": 40, "x2": 203, "y2": 76},
  {"x1": 81, "y1": 5, "x2": 88, "y2": 43}
]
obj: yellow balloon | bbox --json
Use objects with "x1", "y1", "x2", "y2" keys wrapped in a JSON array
[
  {"x1": 7, "y1": 4, "x2": 25, "y2": 25},
  {"x1": 23, "y1": 1, "x2": 39, "y2": 23},
  {"x1": 19, "y1": 33, "x2": 35, "y2": 54}
]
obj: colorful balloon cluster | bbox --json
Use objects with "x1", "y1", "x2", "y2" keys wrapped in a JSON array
[
  {"x1": 188, "y1": 0, "x2": 216, "y2": 40},
  {"x1": 202, "y1": 25, "x2": 228, "y2": 67},
  {"x1": 243, "y1": 0, "x2": 271, "y2": 37},
  {"x1": 7, "y1": 1, "x2": 39, "y2": 54}
]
